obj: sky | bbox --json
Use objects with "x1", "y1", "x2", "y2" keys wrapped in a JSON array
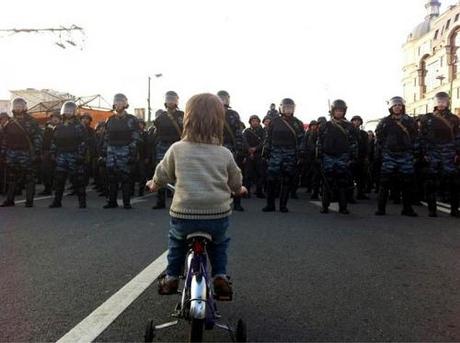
[{"x1": 0, "y1": 0, "x2": 457, "y2": 124}]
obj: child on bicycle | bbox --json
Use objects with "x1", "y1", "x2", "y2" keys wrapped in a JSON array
[{"x1": 147, "y1": 93, "x2": 246, "y2": 300}]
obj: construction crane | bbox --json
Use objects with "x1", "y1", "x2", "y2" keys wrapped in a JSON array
[{"x1": 0, "y1": 24, "x2": 85, "y2": 50}]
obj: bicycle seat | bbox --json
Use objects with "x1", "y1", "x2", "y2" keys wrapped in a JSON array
[{"x1": 186, "y1": 232, "x2": 213, "y2": 242}]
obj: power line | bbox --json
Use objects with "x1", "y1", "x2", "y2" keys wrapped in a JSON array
[{"x1": 0, "y1": 24, "x2": 85, "y2": 50}]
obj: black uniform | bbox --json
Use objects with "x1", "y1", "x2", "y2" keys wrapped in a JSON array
[
  {"x1": 317, "y1": 119, "x2": 358, "y2": 214},
  {"x1": 243, "y1": 126, "x2": 266, "y2": 198},
  {"x1": 223, "y1": 105, "x2": 245, "y2": 211},
  {"x1": 150, "y1": 109, "x2": 184, "y2": 209},
  {"x1": 39, "y1": 123, "x2": 57, "y2": 195},
  {"x1": 353, "y1": 128, "x2": 370, "y2": 199}
]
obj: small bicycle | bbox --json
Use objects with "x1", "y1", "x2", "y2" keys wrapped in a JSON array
[{"x1": 145, "y1": 184, "x2": 247, "y2": 342}]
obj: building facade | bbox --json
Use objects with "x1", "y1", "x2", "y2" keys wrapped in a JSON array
[
  {"x1": 0, "y1": 100, "x2": 10, "y2": 114},
  {"x1": 403, "y1": 0, "x2": 460, "y2": 115}
]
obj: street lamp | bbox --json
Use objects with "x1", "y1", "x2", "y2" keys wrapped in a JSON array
[
  {"x1": 147, "y1": 73, "x2": 163, "y2": 124},
  {"x1": 436, "y1": 74, "x2": 445, "y2": 86}
]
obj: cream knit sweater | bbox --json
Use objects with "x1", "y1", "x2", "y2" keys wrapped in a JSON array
[{"x1": 152, "y1": 140, "x2": 243, "y2": 219}]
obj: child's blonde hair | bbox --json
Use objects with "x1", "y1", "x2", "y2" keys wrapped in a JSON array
[{"x1": 182, "y1": 93, "x2": 225, "y2": 145}]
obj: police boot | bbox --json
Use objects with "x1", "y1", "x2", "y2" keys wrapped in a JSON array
[
  {"x1": 122, "y1": 182, "x2": 132, "y2": 209},
  {"x1": 426, "y1": 194, "x2": 437, "y2": 217},
  {"x1": 103, "y1": 182, "x2": 119, "y2": 209},
  {"x1": 450, "y1": 195, "x2": 460, "y2": 218},
  {"x1": 338, "y1": 188, "x2": 350, "y2": 215},
  {"x1": 152, "y1": 188, "x2": 166, "y2": 209},
  {"x1": 262, "y1": 180, "x2": 276, "y2": 212},
  {"x1": 244, "y1": 181, "x2": 252, "y2": 198},
  {"x1": 401, "y1": 184, "x2": 418, "y2": 217},
  {"x1": 78, "y1": 190, "x2": 86, "y2": 209},
  {"x1": 320, "y1": 187, "x2": 330, "y2": 214},
  {"x1": 0, "y1": 182, "x2": 16, "y2": 207},
  {"x1": 233, "y1": 196, "x2": 244, "y2": 211},
  {"x1": 450, "y1": 180, "x2": 460, "y2": 218},
  {"x1": 310, "y1": 188, "x2": 319, "y2": 200},
  {"x1": 49, "y1": 173, "x2": 66, "y2": 208},
  {"x1": 77, "y1": 181, "x2": 86, "y2": 209},
  {"x1": 357, "y1": 191, "x2": 370, "y2": 200},
  {"x1": 279, "y1": 184, "x2": 290, "y2": 213},
  {"x1": 138, "y1": 185, "x2": 145, "y2": 197},
  {"x1": 347, "y1": 188, "x2": 357, "y2": 204},
  {"x1": 24, "y1": 177, "x2": 35, "y2": 208},
  {"x1": 256, "y1": 185, "x2": 266, "y2": 199},
  {"x1": 375, "y1": 187, "x2": 388, "y2": 216}
]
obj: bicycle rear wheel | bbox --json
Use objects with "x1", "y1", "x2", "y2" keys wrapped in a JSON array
[{"x1": 189, "y1": 318, "x2": 204, "y2": 342}]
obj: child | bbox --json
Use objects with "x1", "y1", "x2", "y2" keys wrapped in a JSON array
[{"x1": 146, "y1": 93, "x2": 246, "y2": 299}]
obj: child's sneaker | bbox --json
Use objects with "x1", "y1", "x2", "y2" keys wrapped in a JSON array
[
  {"x1": 213, "y1": 276, "x2": 233, "y2": 301},
  {"x1": 158, "y1": 275, "x2": 179, "y2": 295}
]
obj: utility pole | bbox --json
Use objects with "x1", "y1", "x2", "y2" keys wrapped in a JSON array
[{"x1": 147, "y1": 76, "x2": 152, "y2": 124}]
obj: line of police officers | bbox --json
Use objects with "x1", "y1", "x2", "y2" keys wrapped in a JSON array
[{"x1": 1, "y1": 91, "x2": 459, "y2": 218}]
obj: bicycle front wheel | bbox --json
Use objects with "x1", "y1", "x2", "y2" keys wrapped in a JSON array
[{"x1": 189, "y1": 318, "x2": 204, "y2": 342}]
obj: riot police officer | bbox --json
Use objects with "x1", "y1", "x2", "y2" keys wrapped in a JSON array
[
  {"x1": 304, "y1": 120, "x2": 320, "y2": 199},
  {"x1": 243, "y1": 115, "x2": 266, "y2": 198},
  {"x1": 351, "y1": 115, "x2": 370, "y2": 200},
  {"x1": 217, "y1": 90, "x2": 245, "y2": 211},
  {"x1": 317, "y1": 100, "x2": 358, "y2": 214},
  {"x1": 375, "y1": 96, "x2": 418, "y2": 217},
  {"x1": 150, "y1": 91, "x2": 184, "y2": 209},
  {"x1": 102, "y1": 93, "x2": 140, "y2": 209},
  {"x1": 49, "y1": 101, "x2": 88, "y2": 208},
  {"x1": 420, "y1": 92, "x2": 460, "y2": 217},
  {"x1": 262, "y1": 98, "x2": 305, "y2": 213},
  {"x1": 0, "y1": 98, "x2": 42, "y2": 207},
  {"x1": 39, "y1": 112, "x2": 61, "y2": 196}
]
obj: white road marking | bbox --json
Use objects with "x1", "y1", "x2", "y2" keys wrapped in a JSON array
[
  {"x1": 420, "y1": 202, "x2": 451, "y2": 214},
  {"x1": 310, "y1": 201, "x2": 338, "y2": 212},
  {"x1": 57, "y1": 250, "x2": 168, "y2": 343}
]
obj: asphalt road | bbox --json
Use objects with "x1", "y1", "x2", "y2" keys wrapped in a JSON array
[{"x1": 1, "y1": 187, "x2": 459, "y2": 342}]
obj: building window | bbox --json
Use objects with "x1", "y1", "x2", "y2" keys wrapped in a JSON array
[
  {"x1": 419, "y1": 55, "x2": 429, "y2": 97},
  {"x1": 434, "y1": 29, "x2": 439, "y2": 40},
  {"x1": 455, "y1": 13, "x2": 459, "y2": 22},
  {"x1": 426, "y1": 59, "x2": 441, "y2": 92},
  {"x1": 446, "y1": 19, "x2": 451, "y2": 31},
  {"x1": 449, "y1": 27, "x2": 460, "y2": 81}
]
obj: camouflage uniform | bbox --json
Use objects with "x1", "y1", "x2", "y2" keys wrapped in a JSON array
[
  {"x1": 263, "y1": 115, "x2": 305, "y2": 211},
  {"x1": 317, "y1": 119, "x2": 358, "y2": 213},
  {"x1": 102, "y1": 112, "x2": 140, "y2": 208},
  {"x1": 49, "y1": 117, "x2": 88, "y2": 208},
  {"x1": 420, "y1": 109, "x2": 460, "y2": 216},
  {"x1": 375, "y1": 114, "x2": 418, "y2": 215},
  {"x1": 0, "y1": 114, "x2": 42, "y2": 207}
]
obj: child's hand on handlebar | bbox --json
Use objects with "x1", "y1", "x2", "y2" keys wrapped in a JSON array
[{"x1": 146, "y1": 179, "x2": 159, "y2": 193}]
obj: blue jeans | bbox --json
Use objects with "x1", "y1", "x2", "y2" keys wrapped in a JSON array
[{"x1": 167, "y1": 217, "x2": 230, "y2": 278}]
